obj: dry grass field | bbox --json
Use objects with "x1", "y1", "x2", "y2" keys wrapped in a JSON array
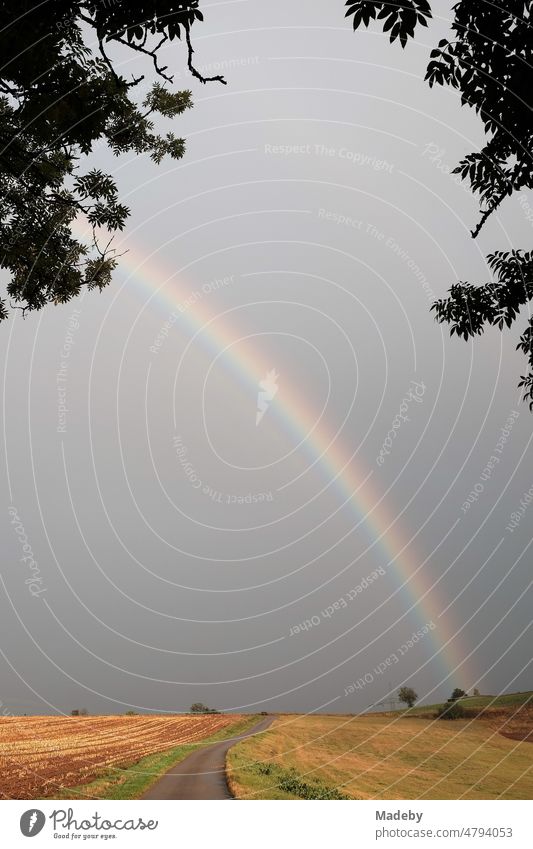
[
  {"x1": 0, "y1": 713, "x2": 243, "y2": 799},
  {"x1": 227, "y1": 706, "x2": 533, "y2": 800}
]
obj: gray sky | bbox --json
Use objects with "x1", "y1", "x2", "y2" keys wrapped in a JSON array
[{"x1": 1, "y1": 0, "x2": 532, "y2": 716}]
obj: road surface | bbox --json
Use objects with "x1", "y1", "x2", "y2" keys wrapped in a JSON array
[{"x1": 142, "y1": 716, "x2": 274, "y2": 800}]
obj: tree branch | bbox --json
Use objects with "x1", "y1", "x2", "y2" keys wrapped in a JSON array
[
  {"x1": 471, "y1": 194, "x2": 505, "y2": 238},
  {"x1": 112, "y1": 35, "x2": 173, "y2": 83},
  {"x1": 185, "y1": 23, "x2": 227, "y2": 85}
]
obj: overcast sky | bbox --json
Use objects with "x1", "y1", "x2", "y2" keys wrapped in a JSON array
[{"x1": 1, "y1": 0, "x2": 532, "y2": 716}]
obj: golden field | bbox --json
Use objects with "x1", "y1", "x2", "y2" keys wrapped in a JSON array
[{"x1": 227, "y1": 707, "x2": 533, "y2": 800}]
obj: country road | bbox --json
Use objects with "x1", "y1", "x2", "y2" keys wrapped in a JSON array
[{"x1": 141, "y1": 716, "x2": 274, "y2": 800}]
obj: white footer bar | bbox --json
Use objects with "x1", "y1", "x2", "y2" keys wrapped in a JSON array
[{"x1": 1, "y1": 799, "x2": 530, "y2": 848}]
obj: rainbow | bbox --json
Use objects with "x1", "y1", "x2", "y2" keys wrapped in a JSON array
[{"x1": 82, "y1": 222, "x2": 473, "y2": 695}]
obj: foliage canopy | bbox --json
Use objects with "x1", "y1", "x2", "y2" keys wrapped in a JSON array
[
  {"x1": 348, "y1": 1, "x2": 533, "y2": 406},
  {"x1": 0, "y1": 1, "x2": 221, "y2": 322},
  {"x1": 4, "y1": 0, "x2": 533, "y2": 411}
]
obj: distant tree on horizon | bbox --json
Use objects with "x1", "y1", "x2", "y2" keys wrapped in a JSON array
[
  {"x1": 450, "y1": 688, "x2": 468, "y2": 702},
  {"x1": 190, "y1": 702, "x2": 219, "y2": 714},
  {"x1": 398, "y1": 686, "x2": 418, "y2": 708}
]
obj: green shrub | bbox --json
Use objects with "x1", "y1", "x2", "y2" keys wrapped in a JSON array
[
  {"x1": 251, "y1": 762, "x2": 349, "y2": 799},
  {"x1": 436, "y1": 701, "x2": 467, "y2": 720}
]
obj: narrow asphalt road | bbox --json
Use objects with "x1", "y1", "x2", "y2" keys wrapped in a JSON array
[{"x1": 142, "y1": 716, "x2": 274, "y2": 800}]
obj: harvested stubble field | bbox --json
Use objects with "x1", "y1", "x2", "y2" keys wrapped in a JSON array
[{"x1": 0, "y1": 714, "x2": 241, "y2": 799}]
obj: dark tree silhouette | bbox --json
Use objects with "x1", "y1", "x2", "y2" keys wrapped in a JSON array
[
  {"x1": 345, "y1": 1, "x2": 432, "y2": 48},
  {"x1": 450, "y1": 687, "x2": 467, "y2": 701},
  {"x1": 398, "y1": 686, "x2": 418, "y2": 708},
  {"x1": 347, "y1": 1, "x2": 533, "y2": 406},
  {"x1": 5, "y1": 0, "x2": 533, "y2": 398},
  {"x1": 0, "y1": 2, "x2": 218, "y2": 322},
  {"x1": 190, "y1": 702, "x2": 219, "y2": 713}
]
